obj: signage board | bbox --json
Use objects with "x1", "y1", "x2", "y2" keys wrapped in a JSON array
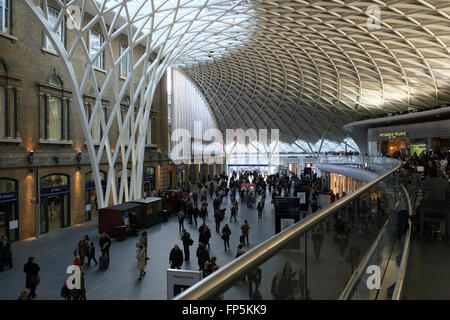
[{"x1": 167, "y1": 269, "x2": 203, "y2": 299}]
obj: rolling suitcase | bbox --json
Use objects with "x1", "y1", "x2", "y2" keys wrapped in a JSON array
[
  {"x1": 99, "y1": 255, "x2": 109, "y2": 271},
  {"x1": 240, "y1": 235, "x2": 245, "y2": 245}
]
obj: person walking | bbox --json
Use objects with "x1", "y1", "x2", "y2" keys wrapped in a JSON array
[
  {"x1": 99, "y1": 233, "x2": 111, "y2": 257},
  {"x1": 199, "y1": 224, "x2": 211, "y2": 250},
  {"x1": 196, "y1": 243, "x2": 210, "y2": 273},
  {"x1": 0, "y1": 236, "x2": 12, "y2": 271},
  {"x1": 257, "y1": 200, "x2": 263, "y2": 219},
  {"x1": 181, "y1": 229, "x2": 193, "y2": 261},
  {"x1": 230, "y1": 205, "x2": 237, "y2": 223},
  {"x1": 138, "y1": 231, "x2": 148, "y2": 255},
  {"x1": 214, "y1": 209, "x2": 224, "y2": 233},
  {"x1": 311, "y1": 228, "x2": 324, "y2": 259},
  {"x1": 72, "y1": 271, "x2": 86, "y2": 300},
  {"x1": 136, "y1": 245, "x2": 148, "y2": 280},
  {"x1": 279, "y1": 262, "x2": 296, "y2": 300},
  {"x1": 241, "y1": 220, "x2": 251, "y2": 246},
  {"x1": 87, "y1": 242, "x2": 98, "y2": 267},
  {"x1": 193, "y1": 205, "x2": 199, "y2": 227},
  {"x1": 271, "y1": 270, "x2": 282, "y2": 300},
  {"x1": 169, "y1": 244, "x2": 184, "y2": 269},
  {"x1": 23, "y1": 257, "x2": 40, "y2": 300},
  {"x1": 335, "y1": 217, "x2": 349, "y2": 264},
  {"x1": 221, "y1": 224, "x2": 232, "y2": 250},
  {"x1": 247, "y1": 267, "x2": 262, "y2": 299},
  {"x1": 178, "y1": 210, "x2": 185, "y2": 233},
  {"x1": 193, "y1": 192, "x2": 198, "y2": 207}
]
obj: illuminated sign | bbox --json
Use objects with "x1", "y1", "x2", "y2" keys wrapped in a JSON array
[{"x1": 379, "y1": 132, "x2": 407, "y2": 139}]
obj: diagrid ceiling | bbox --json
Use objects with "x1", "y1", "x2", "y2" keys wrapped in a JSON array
[{"x1": 181, "y1": 0, "x2": 450, "y2": 147}]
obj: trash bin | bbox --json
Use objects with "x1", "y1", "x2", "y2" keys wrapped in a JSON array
[
  {"x1": 162, "y1": 209, "x2": 168, "y2": 222},
  {"x1": 116, "y1": 226, "x2": 127, "y2": 241}
]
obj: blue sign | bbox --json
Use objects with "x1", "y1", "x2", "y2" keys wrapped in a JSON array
[
  {"x1": 85, "y1": 181, "x2": 106, "y2": 190},
  {"x1": 144, "y1": 174, "x2": 155, "y2": 181},
  {"x1": 0, "y1": 191, "x2": 18, "y2": 203},
  {"x1": 41, "y1": 185, "x2": 69, "y2": 196}
]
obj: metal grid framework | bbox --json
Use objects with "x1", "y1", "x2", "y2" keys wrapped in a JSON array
[
  {"x1": 23, "y1": 0, "x2": 450, "y2": 206},
  {"x1": 24, "y1": 0, "x2": 252, "y2": 207},
  {"x1": 184, "y1": 0, "x2": 450, "y2": 152}
]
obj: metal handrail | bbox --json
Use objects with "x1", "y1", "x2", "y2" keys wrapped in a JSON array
[
  {"x1": 175, "y1": 158, "x2": 402, "y2": 300},
  {"x1": 391, "y1": 185, "x2": 413, "y2": 300}
]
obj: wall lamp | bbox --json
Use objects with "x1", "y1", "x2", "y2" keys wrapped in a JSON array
[
  {"x1": 28, "y1": 151, "x2": 34, "y2": 164},
  {"x1": 76, "y1": 152, "x2": 82, "y2": 169}
]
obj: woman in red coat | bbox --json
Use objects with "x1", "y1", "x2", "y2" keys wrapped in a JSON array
[{"x1": 330, "y1": 191, "x2": 336, "y2": 204}]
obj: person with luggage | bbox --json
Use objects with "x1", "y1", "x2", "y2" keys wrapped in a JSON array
[
  {"x1": 235, "y1": 244, "x2": 246, "y2": 258},
  {"x1": 241, "y1": 220, "x2": 251, "y2": 246},
  {"x1": 169, "y1": 244, "x2": 184, "y2": 269},
  {"x1": 136, "y1": 245, "x2": 148, "y2": 280},
  {"x1": 98, "y1": 234, "x2": 111, "y2": 271},
  {"x1": 181, "y1": 229, "x2": 193, "y2": 261},
  {"x1": 178, "y1": 210, "x2": 185, "y2": 233},
  {"x1": 221, "y1": 224, "x2": 232, "y2": 251},
  {"x1": 23, "y1": 257, "x2": 40, "y2": 300}
]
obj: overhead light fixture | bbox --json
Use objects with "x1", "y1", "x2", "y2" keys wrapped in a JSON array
[{"x1": 28, "y1": 151, "x2": 34, "y2": 164}]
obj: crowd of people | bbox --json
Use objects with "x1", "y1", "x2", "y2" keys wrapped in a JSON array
[{"x1": 8, "y1": 166, "x2": 377, "y2": 300}]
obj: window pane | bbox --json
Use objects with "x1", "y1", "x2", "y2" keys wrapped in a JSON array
[
  {"x1": 8, "y1": 88, "x2": 14, "y2": 137},
  {"x1": 120, "y1": 46, "x2": 128, "y2": 78},
  {"x1": 48, "y1": 96, "x2": 62, "y2": 140},
  {"x1": 0, "y1": 86, "x2": 5, "y2": 138},
  {"x1": 45, "y1": 7, "x2": 64, "y2": 50},
  {"x1": 90, "y1": 31, "x2": 104, "y2": 69},
  {"x1": 92, "y1": 108, "x2": 100, "y2": 142},
  {"x1": 1, "y1": 0, "x2": 11, "y2": 34}
]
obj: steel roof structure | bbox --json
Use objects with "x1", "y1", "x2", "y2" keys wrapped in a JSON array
[{"x1": 23, "y1": 0, "x2": 450, "y2": 206}]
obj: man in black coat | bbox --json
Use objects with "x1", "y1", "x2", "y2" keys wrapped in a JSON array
[
  {"x1": 0, "y1": 236, "x2": 12, "y2": 271},
  {"x1": 169, "y1": 244, "x2": 184, "y2": 269},
  {"x1": 196, "y1": 243, "x2": 210, "y2": 272},
  {"x1": 23, "y1": 257, "x2": 40, "y2": 299},
  {"x1": 99, "y1": 233, "x2": 111, "y2": 257}
]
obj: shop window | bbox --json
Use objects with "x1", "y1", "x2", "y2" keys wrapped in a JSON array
[
  {"x1": 40, "y1": 174, "x2": 70, "y2": 233},
  {"x1": 0, "y1": 178, "x2": 18, "y2": 241}
]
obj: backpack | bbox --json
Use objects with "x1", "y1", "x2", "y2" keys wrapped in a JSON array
[{"x1": 242, "y1": 224, "x2": 248, "y2": 233}]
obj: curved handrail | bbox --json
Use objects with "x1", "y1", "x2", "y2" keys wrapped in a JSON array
[
  {"x1": 175, "y1": 159, "x2": 402, "y2": 300},
  {"x1": 391, "y1": 185, "x2": 413, "y2": 300}
]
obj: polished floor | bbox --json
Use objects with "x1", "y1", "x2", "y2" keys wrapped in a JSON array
[{"x1": 0, "y1": 190, "x2": 366, "y2": 300}]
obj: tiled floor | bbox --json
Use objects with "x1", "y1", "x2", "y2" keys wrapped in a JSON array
[{"x1": 0, "y1": 191, "x2": 366, "y2": 300}]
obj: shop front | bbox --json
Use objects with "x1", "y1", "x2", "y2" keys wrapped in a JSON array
[
  {"x1": 40, "y1": 174, "x2": 71, "y2": 234},
  {"x1": 143, "y1": 166, "x2": 156, "y2": 197},
  {"x1": 368, "y1": 119, "x2": 450, "y2": 157},
  {"x1": 85, "y1": 171, "x2": 106, "y2": 222},
  {"x1": 0, "y1": 178, "x2": 19, "y2": 242}
]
